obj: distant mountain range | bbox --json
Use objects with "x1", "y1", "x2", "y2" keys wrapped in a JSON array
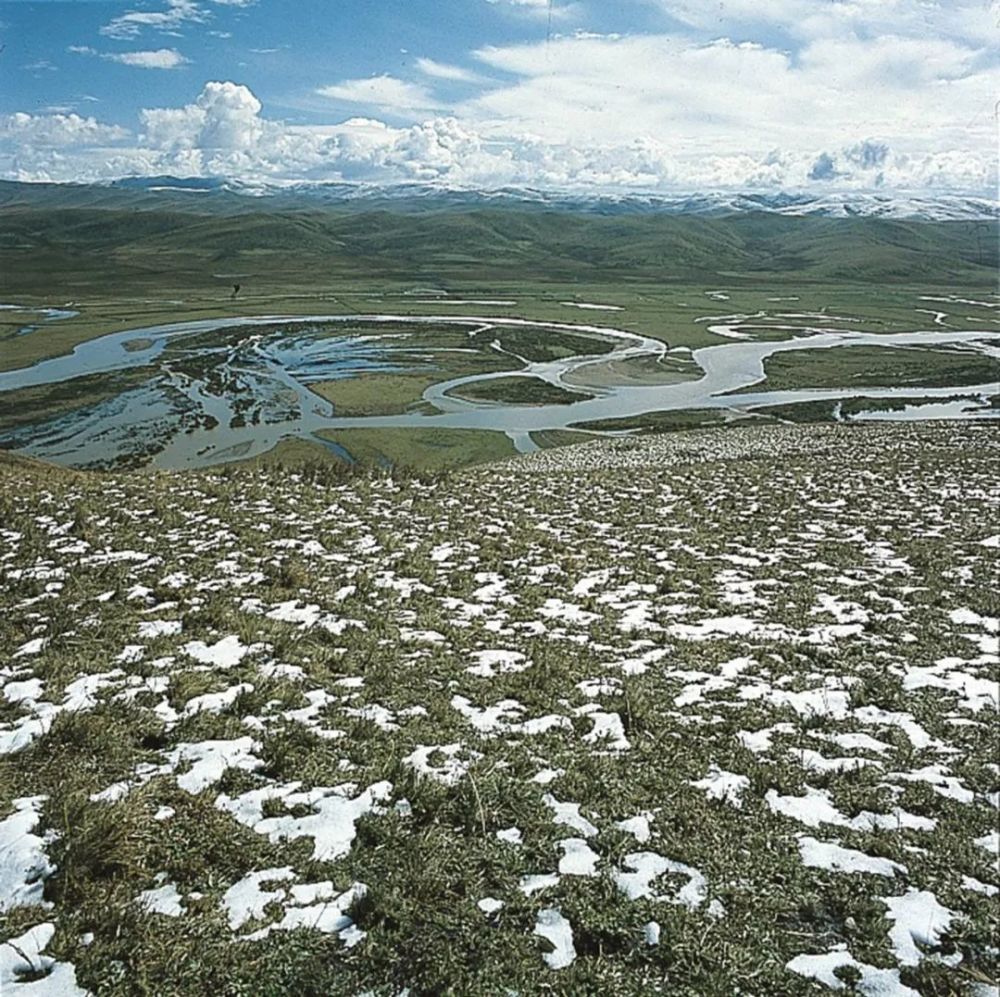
[{"x1": 1, "y1": 176, "x2": 995, "y2": 221}]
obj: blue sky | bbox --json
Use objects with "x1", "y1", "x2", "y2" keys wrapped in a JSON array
[{"x1": 0, "y1": 0, "x2": 996, "y2": 191}]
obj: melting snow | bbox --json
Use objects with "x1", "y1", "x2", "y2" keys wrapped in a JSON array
[
  {"x1": 882, "y1": 889, "x2": 956, "y2": 966},
  {"x1": 798, "y1": 837, "x2": 906, "y2": 878},
  {"x1": 615, "y1": 852, "x2": 708, "y2": 909},
  {"x1": 534, "y1": 908, "x2": 576, "y2": 969},
  {"x1": 787, "y1": 945, "x2": 918, "y2": 995},
  {"x1": 0, "y1": 923, "x2": 87, "y2": 995},
  {"x1": 181, "y1": 635, "x2": 250, "y2": 668},
  {"x1": 0, "y1": 797, "x2": 54, "y2": 912}
]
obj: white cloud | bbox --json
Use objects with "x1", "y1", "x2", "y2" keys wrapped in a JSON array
[
  {"x1": 415, "y1": 58, "x2": 484, "y2": 84},
  {"x1": 316, "y1": 76, "x2": 440, "y2": 114},
  {"x1": 0, "y1": 112, "x2": 130, "y2": 147},
  {"x1": 103, "y1": 49, "x2": 189, "y2": 69},
  {"x1": 142, "y1": 81, "x2": 263, "y2": 151},
  {"x1": 464, "y1": 28, "x2": 997, "y2": 165},
  {"x1": 655, "y1": 0, "x2": 998, "y2": 47},
  {"x1": 485, "y1": 0, "x2": 577, "y2": 20},
  {"x1": 101, "y1": 0, "x2": 206, "y2": 40},
  {"x1": 1, "y1": 75, "x2": 994, "y2": 194}
]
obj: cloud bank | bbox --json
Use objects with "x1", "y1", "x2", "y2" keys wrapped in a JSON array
[
  {"x1": 2, "y1": 79, "x2": 992, "y2": 193},
  {"x1": 3, "y1": 0, "x2": 997, "y2": 193}
]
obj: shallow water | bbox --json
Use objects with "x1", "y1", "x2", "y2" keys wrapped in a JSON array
[
  {"x1": 0, "y1": 303, "x2": 81, "y2": 339},
  {"x1": 0, "y1": 312, "x2": 996, "y2": 469}
]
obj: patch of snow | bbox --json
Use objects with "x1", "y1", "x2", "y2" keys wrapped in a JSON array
[
  {"x1": 883, "y1": 889, "x2": 956, "y2": 967},
  {"x1": 616, "y1": 852, "x2": 708, "y2": 909},
  {"x1": 253, "y1": 781, "x2": 393, "y2": 861},
  {"x1": 182, "y1": 635, "x2": 250, "y2": 668},
  {"x1": 0, "y1": 797, "x2": 54, "y2": 912},
  {"x1": 136, "y1": 882, "x2": 184, "y2": 917},
  {"x1": 691, "y1": 766, "x2": 750, "y2": 807},
  {"x1": 798, "y1": 837, "x2": 906, "y2": 878},
  {"x1": 786, "y1": 945, "x2": 918, "y2": 995},
  {"x1": 169, "y1": 737, "x2": 263, "y2": 794},
  {"x1": 520, "y1": 873, "x2": 560, "y2": 895},
  {"x1": 534, "y1": 908, "x2": 576, "y2": 969},
  {"x1": 0, "y1": 922, "x2": 88, "y2": 995},
  {"x1": 222, "y1": 867, "x2": 295, "y2": 929},
  {"x1": 557, "y1": 838, "x2": 600, "y2": 876},
  {"x1": 496, "y1": 826, "x2": 522, "y2": 845},
  {"x1": 138, "y1": 620, "x2": 181, "y2": 639},
  {"x1": 616, "y1": 814, "x2": 652, "y2": 843},
  {"x1": 543, "y1": 795, "x2": 598, "y2": 837}
]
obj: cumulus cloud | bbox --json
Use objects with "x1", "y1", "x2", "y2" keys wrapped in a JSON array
[
  {"x1": 845, "y1": 140, "x2": 889, "y2": 170},
  {"x1": 0, "y1": 112, "x2": 130, "y2": 147},
  {"x1": 808, "y1": 152, "x2": 840, "y2": 182},
  {"x1": 1, "y1": 80, "x2": 994, "y2": 193},
  {"x1": 142, "y1": 81, "x2": 263, "y2": 150}
]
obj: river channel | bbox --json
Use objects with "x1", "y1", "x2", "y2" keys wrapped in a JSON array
[{"x1": 0, "y1": 312, "x2": 996, "y2": 469}]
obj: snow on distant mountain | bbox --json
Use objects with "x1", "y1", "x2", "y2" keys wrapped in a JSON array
[{"x1": 28, "y1": 176, "x2": 1000, "y2": 220}]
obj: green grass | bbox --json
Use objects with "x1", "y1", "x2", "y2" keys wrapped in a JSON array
[
  {"x1": 0, "y1": 367, "x2": 156, "y2": 432},
  {"x1": 571, "y1": 407, "x2": 730, "y2": 434},
  {"x1": 448, "y1": 376, "x2": 589, "y2": 406},
  {"x1": 316, "y1": 426, "x2": 517, "y2": 471},
  {"x1": 1, "y1": 194, "x2": 995, "y2": 375},
  {"x1": 308, "y1": 374, "x2": 442, "y2": 417},
  {"x1": 738, "y1": 344, "x2": 1000, "y2": 394},
  {"x1": 529, "y1": 429, "x2": 602, "y2": 450},
  {"x1": 753, "y1": 395, "x2": 990, "y2": 423}
]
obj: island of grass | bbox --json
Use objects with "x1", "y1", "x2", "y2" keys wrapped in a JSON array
[
  {"x1": 469, "y1": 326, "x2": 617, "y2": 363},
  {"x1": 308, "y1": 373, "x2": 442, "y2": 417},
  {"x1": 447, "y1": 375, "x2": 590, "y2": 406},
  {"x1": 753, "y1": 395, "x2": 995, "y2": 423},
  {"x1": 735, "y1": 343, "x2": 1000, "y2": 394},
  {"x1": 0, "y1": 367, "x2": 158, "y2": 433},
  {"x1": 571, "y1": 407, "x2": 730, "y2": 434}
]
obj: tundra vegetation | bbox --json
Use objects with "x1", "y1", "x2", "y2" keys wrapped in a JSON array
[{"x1": 0, "y1": 421, "x2": 997, "y2": 995}]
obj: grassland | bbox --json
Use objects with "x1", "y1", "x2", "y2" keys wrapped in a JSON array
[
  {"x1": 448, "y1": 376, "x2": 588, "y2": 406},
  {"x1": 1, "y1": 195, "x2": 996, "y2": 377},
  {"x1": 571, "y1": 408, "x2": 731, "y2": 434},
  {"x1": 739, "y1": 345, "x2": 1000, "y2": 395},
  {"x1": 316, "y1": 426, "x2": 516, "y2": 472},
  {"x1": 753, "y1": 396, "x2": 990, "y2": 424},
  {"x1": 0, "y1": 421, "x2": 996, "y2": 995},
  {"x1": 307, "y1": 374, "x2": 444, "y2": 417}
]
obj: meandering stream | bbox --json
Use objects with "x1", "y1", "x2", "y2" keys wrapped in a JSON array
[{"x1": 0, "y1": 312, "x2": 996, "y2": 469}]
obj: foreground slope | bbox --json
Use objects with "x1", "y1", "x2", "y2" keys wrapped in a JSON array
[{"x1": 0, "y1": 423, "x2": 997, "y2": 995}]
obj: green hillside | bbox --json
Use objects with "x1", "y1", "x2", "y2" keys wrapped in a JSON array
[{"x1": 1, "y1": 202, "x2": 993, "y2": 289}]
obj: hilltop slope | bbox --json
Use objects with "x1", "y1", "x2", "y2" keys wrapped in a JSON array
[{"x1": 0, "y1": 422, "x2": 997, "y2": 995}]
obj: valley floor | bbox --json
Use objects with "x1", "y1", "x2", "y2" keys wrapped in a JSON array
[{"x1": 0, "y1": 421, "x2": 997, "y2": 995}]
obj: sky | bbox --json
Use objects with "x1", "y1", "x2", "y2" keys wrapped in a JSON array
[{"x1": 0, "y1": 0, "x2": 997, "y2": 192}]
